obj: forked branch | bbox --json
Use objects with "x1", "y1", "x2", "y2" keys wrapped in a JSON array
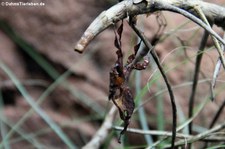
[{"x1": 74, "y1": 0, "x2": 225, "y2": 53}]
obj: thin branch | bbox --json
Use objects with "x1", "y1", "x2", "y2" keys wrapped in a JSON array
[
  {"x1": 82, "y1": 106, "x2": 117, "y2": 149},
  {"x1": 164, "y1": 120, "x2": 225, "y2": 148},
  {"x1": 195, "y1": 6, "x2": 225, "y2": 70},
  {"x1": 188, "y1": 31, "x2": 209, "y2": 136},
  {"x1": 113, "y1": 126, "x2": 225, "y2": 142},
  {"x1": 203, "y1": 99, "x2": 225, "y2": 148},
  {"x1": 74, "y1": 0, "x2": 225, "y2": 53},
  {"x1": 211, "y1": 59, "x2": 222, "y2": 100},
  {"x1": 211, "y1": 33, "x2": 225, "y2": 100},
  {"x1": 129, "y1": 22, "x2": 177, "y2": 149},
  {"x1": 154, "y1": 1, "x2": 225, "y2": 49},
  {"x1": 114, "y1": 126, "x2": 189, "y2": 138},
  {"x1": 209, "y1": 99, "x2": 225, "y2": 129}
]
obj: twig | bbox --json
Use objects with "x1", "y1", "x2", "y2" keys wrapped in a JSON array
[
  {"x1": 129, "y1": 22, "x2": 177, "y2": 149},
  {"x1": 209, "y1": 100, "x2": 225, "y2": 129},
  {"x1": 195, "y1": 6, "x2": 225, "y2": 70},
  {"x1": 82, "y1": 106, "x2": 117, "y2": 149},
  {"x1": 204, "y1": 100, "x2": 225, "y2": 148},
  {"x1": 74, "y1": 0, "x2": 225, "y2": 53},
  {"x1": 114, "y1": 126, "x2": 189, "y2": 138},
  {"x1": 134, "y1": 18, "x2": 154, "y2": 145},
  {"x1": 113, "y1": 126, "x2": 225, "y2": 142},
  {"x1": 154, "y1": 1, "x2": 225, "y2": 49},
  {"x1": 203, "y1": 99, "x2": 225, "y2": 148},
  {"x1": 211, "y1": 33, "x2": 225, "y2": 100},
  {"x1": 188, "y1": 31, "x2": 209, "y2": 136},
  {"x1": 164, "y1": 120, "x2": 225, "y2": 148}
]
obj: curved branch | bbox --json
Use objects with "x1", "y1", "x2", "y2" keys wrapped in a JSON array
[
  {"x1": 74, "y1": 0, "x2": 225, "y2": 53},
  {"x1": 129, "y1": 22, "x2": 177, "y2": 148}
]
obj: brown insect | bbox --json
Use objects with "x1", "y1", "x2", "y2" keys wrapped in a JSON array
[
  {"x1": 109, "y1": 49, "x2": 134, "y2": 142},
  {"x1": 109, "y1": 22, "x2": 149, "y2": 142}
]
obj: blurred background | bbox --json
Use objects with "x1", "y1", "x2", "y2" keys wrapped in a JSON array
[{"x1": 0, "y1": 0, "x2": 225, "y2": 148}]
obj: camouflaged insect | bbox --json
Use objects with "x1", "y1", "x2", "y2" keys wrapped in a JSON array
[{"x1": 109, "y1": 21, "x2": 149, "y2": 143}]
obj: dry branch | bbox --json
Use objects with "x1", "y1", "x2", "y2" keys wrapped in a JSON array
[
  {"x1": 113, "y1": 126, "x2": 225, "y2": 142},
  {"x1": 82, "y1": 106, "x2": 117, "y2": 149},
  {"x1": 74, "y1": 0, "x2": 225, "y2": 53},
  {"x1": 165, "y1": 120, "x2": 225, "y2": 148}
]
